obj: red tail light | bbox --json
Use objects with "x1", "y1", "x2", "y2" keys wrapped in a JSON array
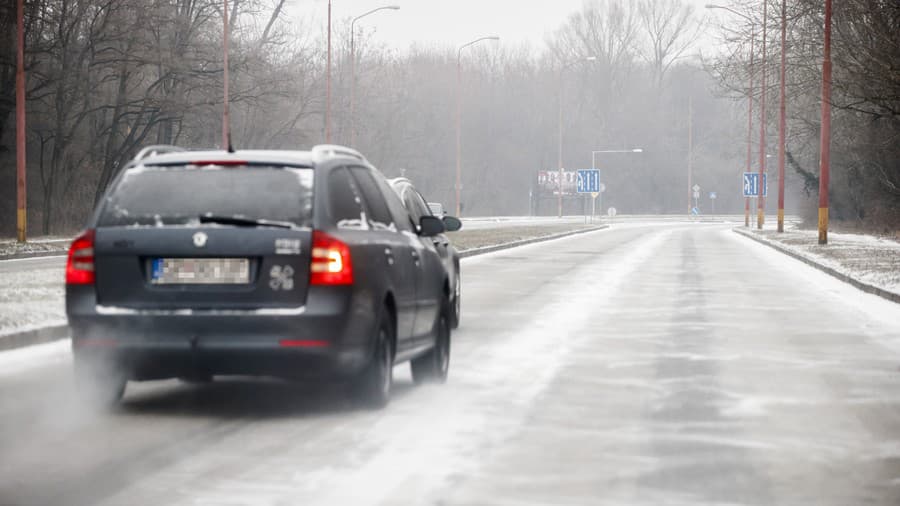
[
  {"x1": 66, "y1": 229, "x2": 96, "y2": 285},
  {"x1": 310, "y1": 230, "x2": 353, "y2": 285}
]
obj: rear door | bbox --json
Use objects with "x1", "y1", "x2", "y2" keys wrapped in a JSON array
[
  {"x1": 397, "y1": 186, "x2": 445, "y2": 337},
  {"x1": 348, "y1": 167, "x2": 418, "y2": 345},
  {"x1": 93, "y1": 164, "x2": 314, "y2": 310}
]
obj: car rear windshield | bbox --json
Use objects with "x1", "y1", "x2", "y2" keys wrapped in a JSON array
[{"x1": 98, "y1": 165, "x2": 314, "y2": 228}]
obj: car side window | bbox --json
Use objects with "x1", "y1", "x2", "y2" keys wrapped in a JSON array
[
  {"x1": 412, "y1": 191, "x2": 434, "y2": 219},
  {"x1": 328, "y1": 167, "x2": 367, "y2": 229},
  {"x1": 375, "y1": 176, "x2": 415, "y2": 233},
  {"x1": 349, "y1": 167, "x2": 395, "y2": 230},
  {"x1": 402, "y1": 188, "x2": 425, "y2": 224}
]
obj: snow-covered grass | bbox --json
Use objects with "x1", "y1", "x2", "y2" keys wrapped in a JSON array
[
  {"x1": 0, "y1": 259, "x2": 67, "y2": 337},
  {"x1": 0, "y1": 237, "x2": 71, "y2": 258},
  {"x1": 741, "y1": 223, "x2": 900, "y2": 296}
]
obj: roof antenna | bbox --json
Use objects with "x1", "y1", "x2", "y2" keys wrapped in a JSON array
[{"x1": 222, "y1": 0, "x2": 234, "y2": 153}]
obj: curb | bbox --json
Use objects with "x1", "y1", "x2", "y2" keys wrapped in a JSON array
[
  {"x1": 733, "y1": 228, "x2": 900, "y2": 304},
  {"x1": 0, "y1": 324, "x2": 70, "y2": 352},
  {"x1": 0, "y1": 250, "x2": 69, "y2": 261},
  {"x1": 460, "y1": 225, "x2": 609, "y2": 258}
]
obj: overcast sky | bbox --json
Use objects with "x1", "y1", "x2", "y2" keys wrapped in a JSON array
[{"x1": 288, "y1": 0, "x2": 717, "y2": 52}]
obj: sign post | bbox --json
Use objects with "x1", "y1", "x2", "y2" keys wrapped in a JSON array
[
  {"x1": 577, "y1": 169, "x2": 601, "y2": 224},
  {"x1": 709, "y1": 191, "x2": 717, "y2": 214}
]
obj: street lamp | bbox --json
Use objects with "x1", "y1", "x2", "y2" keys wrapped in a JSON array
[
  {"x1": 558, "y1": 56, "x2": 597, "y2": 218},
  {"x1": 591, "y1": 149, "x2": 643, "y2": 219},
  {"x1": 350, "y1": 5, "x2": 399, "y2": 146},
  {"x1": 455, "y1": 35, "x2": 499, "y2": 217}
]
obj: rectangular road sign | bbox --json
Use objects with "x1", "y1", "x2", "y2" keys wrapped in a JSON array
[
  {"x1": 742, "y1": 172, "x2": 768, "y2": 197},
  {"x1": 576, "y1": 169, "x2": 600, "y2": 193}
]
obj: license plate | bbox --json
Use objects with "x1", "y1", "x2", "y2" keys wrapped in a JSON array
[{"x1": 151, "y1": 258, "x2": 250, "y2": 285}]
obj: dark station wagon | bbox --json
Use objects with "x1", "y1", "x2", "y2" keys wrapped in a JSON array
[{"x1": 66, "y1": 145, "x2": 453, "y2": 408}]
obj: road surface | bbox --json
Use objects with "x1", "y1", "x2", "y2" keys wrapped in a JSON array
[{"x1": 1, "y1": 222, "x2": 899, "y2": 505}]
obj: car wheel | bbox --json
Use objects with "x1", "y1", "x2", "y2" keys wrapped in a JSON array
[
  {"x1": 351, "y1": 307, "x2": 394, "y2": 409},
  {"x1": 411, "y1": 304, "x2": 451, "y2": 384},
  {"x1": 74, "y1": 355, "x2": 126, "y2": 409},
  {"x1": 451, "y1": 271, "x2": 461, "y2": 329}
]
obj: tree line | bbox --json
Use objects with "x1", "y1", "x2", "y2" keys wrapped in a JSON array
[{"x1": 1, "y1": 0, "x2": 894, "y2": 235}]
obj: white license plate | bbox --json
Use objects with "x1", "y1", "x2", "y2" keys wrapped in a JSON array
[{"x1": 151, "y1": 258, "x2": 249, "y2": 285}]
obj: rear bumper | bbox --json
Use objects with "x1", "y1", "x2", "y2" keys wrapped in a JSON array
[{"x1": 67, "y1": 285, "x2": 378, "y2": 380}]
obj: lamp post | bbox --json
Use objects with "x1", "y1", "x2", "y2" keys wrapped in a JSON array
[
  {"x1": 455, "y1": 35, "x2": 499, "y2": 217},
  {"x1": 558, "y1": 56, "x2": 597, "y2": 218},
  {"x1": 817, "y1": 0, "x2": 832, "y2": 244},
  {"x1": 350, "y1": 5, "x2": 399, "y2": 147},
  {"x1": 16, "y1": 0, "x2": 26, "y2": 242},
  {"x1": 591, "y1": 149, "x2": 643, "y2": 219}
]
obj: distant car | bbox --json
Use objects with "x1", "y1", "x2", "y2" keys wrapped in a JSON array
[
  {"x1": 66, "y1": 145, "x2": 452, "y2": 409},
  {"x1": 387, "y1": 178, "x2": 463, "y2": 329}
]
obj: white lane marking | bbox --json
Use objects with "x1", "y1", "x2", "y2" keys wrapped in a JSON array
[
  {"x1": 309, "y1": 229, "x2": 673, "y2": 506},
  {"x1": 729, "y1": 229, "x2": 900, "y2": 344}
]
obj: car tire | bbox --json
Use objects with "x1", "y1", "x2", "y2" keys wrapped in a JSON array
[
  {"x1": 411, "y1": 303, "x2": 451, "y2": 384},
  {"x1": 351, "y1": 307, "x2": 394, "y2": 409},
  {"x1": 451, "y1": 271, "x2": 461, "y2": 329},
  {"x1": 74, "y1": 355, "x2": 126, "y2": 409}
]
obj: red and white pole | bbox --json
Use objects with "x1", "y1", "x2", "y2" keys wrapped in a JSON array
[
  {"x1": 777, "y1": 0, "x2": 787, "y2": 232},
  {"x1": 16, "y1": 0, "x2": 26, "y2": 242},
  {"x1": 222, "y1": 0, "x2": 231, "y2": 151},
  {"x1": 817, "y1": 0, "x2": 832, "y2": 244},
  {"x1": 326, "y1": 0, "x2": 332, "y2": 143},
  {"x1": 757, "y1": 0, "x2": 767, "y2": 230},
  {"x1": 746, "y1": 24, "x2": 755, "y2": 228}
]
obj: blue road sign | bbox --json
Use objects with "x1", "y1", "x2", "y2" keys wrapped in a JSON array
[
  {"x1": 576, "y1": 169, "x2": 601, "y2": 193},
  {"x1": 742, "y1": 172, "x2": 768, "y2": 197}
]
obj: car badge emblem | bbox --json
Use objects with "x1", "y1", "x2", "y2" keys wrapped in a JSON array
[{"x1": 193, "y1": 232, "x2": 208, "y2": 248}]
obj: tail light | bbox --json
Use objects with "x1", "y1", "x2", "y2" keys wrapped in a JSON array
[
  {"x1": 310, "y1": 230, "x2": 353, "y2": 285},
  {"x1": 66, "y1": 229, "x2": 96, "y2": 285}
]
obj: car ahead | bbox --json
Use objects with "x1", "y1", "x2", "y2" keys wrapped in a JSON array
[
  {"x1": 427, "y1": 202, "x2": 445, "y2": 217},
  {"x1": 387, "y1": 178, "x2": 463, "y2": 329},
  {"x1": 66, "y1": 144, "x2": 452, "y2": 409}
]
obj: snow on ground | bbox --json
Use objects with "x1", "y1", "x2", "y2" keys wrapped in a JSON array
[
  {"x1": 744, "y1": 224, "x2": 900, "y2": 296},
  {"x1": 0, "y1": 237, "x2": 70, "y2": 257},
  {"x1": 0, "y1": 258, "x2": 67, "y2": 337}
]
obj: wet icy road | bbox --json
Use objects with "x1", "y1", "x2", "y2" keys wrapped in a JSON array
[{"x1": 2, "y1": 223, "x2": 900, "y2": 505}]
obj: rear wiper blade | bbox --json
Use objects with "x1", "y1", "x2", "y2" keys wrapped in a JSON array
[{"x1": 199, "y1": 214, "x2": 295, "y2": 229}]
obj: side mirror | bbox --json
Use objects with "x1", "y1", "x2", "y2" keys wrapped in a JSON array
[
  {"x1": 442, "y1": 216, "x2": 462, "y2": 232},
  {"x1": 418, "y1": 215, "x2": 445, "y2": 237}
]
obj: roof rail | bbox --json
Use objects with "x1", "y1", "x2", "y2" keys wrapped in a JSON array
[
  {"x1": 311, "y1": 144, "x2": 366, "y2": 163},
  {"x1": 133, "y1": 145, "x2": 186, "y2": 161}
]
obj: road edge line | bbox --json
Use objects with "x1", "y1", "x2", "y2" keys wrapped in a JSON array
[
  {"x1": 459, "y1": 225, "x2": 609, "y2": 258},
  {"x1": 732, "y1": 228, "x2": 900, "y2": 304}
]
